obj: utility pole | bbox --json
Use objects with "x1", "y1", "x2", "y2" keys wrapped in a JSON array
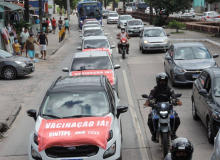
[
  {"x1": 24, "y1": 0, "x2": 29, "y2": 22},
  {"x1": 149, "y1": 3, "x2": 153, "y2": 25},
  {"x1": 123, "y1": 0, "x2": 126, "y2": 14},
  {"x1": 67, "y1": 0, "x2": 70, "y2": 21},
  {"x1": 104, "y1": 0, "x2": 106, "y2": 9},
  {"x1": 39, "y1": 0, "x2": 43, "y2": 28}
]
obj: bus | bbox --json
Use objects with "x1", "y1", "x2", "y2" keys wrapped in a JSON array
[{"x1": 77, "y1": 0, "x2": 103, "y2": 28}]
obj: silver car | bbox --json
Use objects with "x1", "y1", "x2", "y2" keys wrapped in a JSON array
[
  {"x1": 107, "y1": 13, "x2": 119, "y2": 24},
  {"x1": 79, "y1": 27, "x2": 107, "y2": 40},
  {"x1": 117, "y1": 15, "x2": 133, "y2": 28},
  {"x1": 212, "y1": 130, "x2": 220, "y2": 160},
  {"x1": 102, "y1": 9, "x2": 110, "y2": 19},
  {"x1": 126, "y1": 19, "x2": 145, "y2": 36},
  {"x1": 139, "y1": 27, "x2": 170, "y2": 53},
  {"x1": 79, "y1": 24, "x2": 103, "y2": 34}
]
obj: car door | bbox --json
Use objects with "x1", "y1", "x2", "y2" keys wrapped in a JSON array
[
  {"x1": 117, "y1": 16, "x2": 120, "y2": 26},
  {"x1": 0, "y1": 56, "x2": 4, "y2": 73},
  {"x1": 139, "y1": 30, "x2": 144, "y2": 47},
  {"x1": 165, "y1": 45, "x2": 174, "y2": 77}
]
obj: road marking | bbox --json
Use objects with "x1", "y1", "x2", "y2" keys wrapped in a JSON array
[
  {"x1": 116, "y1": 48, "x2": 118, "y2": 52},
  {"x1": 122, "y1": 70, "x2": 149, "y2": 160},
  {"x1": 110, "y1": 37, "x2": 113, "y2": 39}
]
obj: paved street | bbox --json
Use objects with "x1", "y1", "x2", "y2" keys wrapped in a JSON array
[{"x1": 0, "y1": 14, "x2": 220, "y2": 160}]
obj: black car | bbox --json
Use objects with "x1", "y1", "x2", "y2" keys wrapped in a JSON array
[
  {"x1": 164, "y1": 42, "x2": 219, "y2": 87},
  {"x1": 0, "y1": 49, "x2": 35, "y2": 80},
  {"x1": 192, "y1": 67, "x2": 220, "y2": 144}
]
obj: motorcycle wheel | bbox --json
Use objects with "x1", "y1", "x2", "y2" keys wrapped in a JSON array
[
  {"x1": 122, "y1": 48, "x2": 125, "y2": 59},
  {"x1": 162, "y1": 132, "x2": 169, "y2": 158}
]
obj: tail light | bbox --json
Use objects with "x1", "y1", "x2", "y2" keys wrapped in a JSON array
[
  {"x1": 219, "y1": 16, "x2": 220, "y2": 18},
  {"x1": 207, "y1": 16, "x2": 209, "y2": 18},
  {"x1": 181, "y1": 13, "x2": 183, "y2": 15}
]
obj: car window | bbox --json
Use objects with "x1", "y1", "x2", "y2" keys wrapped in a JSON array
[
  {"x1": 71, "y1": 57, "x2": 112, "y2": 71},
  {"x1": 106, "y1": 80, "x2": 115, "y2": 114},
  {"x1": 174, "y1": 46, "x2": 211, "y2": 60},
  {"x1": 198, "y1": 71, "x2": 208, "y2": 87},
  {"x1": 0, "y1": 50, "x2": 13, "y2": 58},
  {"x1": 109, "y1": 14, "x2": 118, "y2": 17},
  {"x1": 128, "y1": 20, "x2": 142, "y2": 26},
  {"x1": 120, "y1": 16, "x2": 132, "y2": 20},
  {"x1": 83, "y1": 29, "x2": 104, "y2": 36},
  {"x1": 143, "y1": 29, "x2": 166, "y2": 37},
  {"x1": 85, "y1": 21, "x2": 100, "y2": 25},
  {"x1": 213, "y1": 77, "x2": 220, "y2": 97},
  {"x1": 84, "y1": 39, "x2": 109, "y2": 49},
  {"x1": 42, "y1": 91, "x2": 109, "y2": 118},
  {"x1": 83, "y1": 25, "x2": 100, "y2": 30}
]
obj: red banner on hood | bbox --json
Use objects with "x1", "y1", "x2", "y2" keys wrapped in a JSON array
[
  {"x1": 82, "y1": 48, "x2": 112, "y2": 55},
  {"x1": 71, "y1": 70, "x2": 114, "y2": 85},
  {"x1": 38, "y1": 116, "x2": 112, "y2": 152}
]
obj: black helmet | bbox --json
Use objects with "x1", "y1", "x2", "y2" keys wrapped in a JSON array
[
  {"x1": 156, "y1": 72, "x2": 168, "y2": 89},
  {"x1": 170, "y1": 137, "x2": 194, "y2": 160}
]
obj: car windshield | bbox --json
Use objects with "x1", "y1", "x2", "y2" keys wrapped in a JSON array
[
  {"x1": 83, "y1": 25, "x2": 100, "y2": 30},
  {"x1": 174, "y1": 46, "x2": 211, "y2": 60},
  {"x1": 71, "y1": 57, "x2": 112, "y2": 71},
  {"x1": 109, "y1": 14, "x2": 118, "y2": 17},
  {"x1": 83, "y1": 29, "x2": 104, "y2": 36},
  {"x1": 85, "y1": 21, "x2": 100, "y2": 25},
  {"x1": 84, "y1": 39, "x2": 109, "y2": 49},
  {"x1": 144, "y1": 29, "x2": 166, "y2": 37},
  {"x1": 214, "y1": 78, "x2": 220, "y2": 97},
  {"x1": 41, "y1": 91, "x2": 109, "y2": 118},
  {"x1": 120, "y1": 16, "x2": 132, "y2": 20},
  {"x1": 0, "y1": 50, "x2": 13, "y2": 58},
  {"x1": 102, "y1": 10, "x2": 109, "y2": 13},
  {"x1": 128, "y1": 20, "x2": 142, "y2": 26},
  {"x1": 79, "y1": 6, "x2": 102, "y2": 19}
]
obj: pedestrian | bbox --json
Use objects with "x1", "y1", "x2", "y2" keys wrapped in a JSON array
[
  {"x1": 20, "y1": 27, "x2": 30, "y2": 56},
  {"x1": 46, "y1": 18, "x2": 50, "y2": 35},
  {"x1": 51, "y1": 17, "x2": 56, "y2": 34},
  {"x1": 12, "y1": 38, "x2": 21, "y2": 56},
  {"x1": 35, "y1": 16, "x2": 40, "y2": 24},
  {"x1": 58, "y1": 17, "x2": 63, "y2": 31},
  {"x1": 64, "y1": 18, "x2": 70, "y2": 34},
  {"x1": 22, "y1": 34, "x2": 41, "y2": 62},
  {"x1": 59, "y1": 9, "x2": 62, "y2": 16},
  {"x1": 214, "y1": 5, "x2": 218, "y2": 12},
  {"x1": 37, "y1": 29, "x2": 48, "y2": 60}
]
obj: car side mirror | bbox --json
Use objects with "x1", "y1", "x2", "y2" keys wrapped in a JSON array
[
  {"x1": 77, "y1": 46, "x2": 82, "y2": 50},
  {"x1": 167, "y1": 34, "x2": 170, "y2": 36},
  {"x1": 213, "y1": 54, "x2": 219, "y2": 58},
  {"x1": 114, "y1": 64, "x2": 120, "y2": 69},
  {"x1": 142, "y1": 94, "x2": 149, "y2": 98},
  {"x1": 116, "y1": 106, "x2": 128, "y2": 118},
  {"x1": 175, "y1": 93, "x2": 182, "y2": 98},
  {"x1": 27, "y1": 109, "x2": 37, "y2": 121},
  {"x1": 102, "y1": 25, "x2": 104, "y2": 27},
  {"x1": 79, "y1": 34, "x2": 82, "y2": 37},
  {"x1": 111, "y1": 45, "x2": 115, "y2": 49},
  {"x1": 199, "y1": 89, "x2": 208, "y2": 96},
  {"x1": 79, "y1": 30, "x2": 82, "y2": 32},
  {"x1": 62, "y1": 67, "x2": 69, "y2": 72},
  {"x1": 165, "y1": 56, "x2": 172, "y2": 60}
]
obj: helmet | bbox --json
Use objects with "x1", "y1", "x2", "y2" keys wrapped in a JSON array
[
  {"x1": 121, "y1": 26, "x2": 125, "y2": 31},
  {"x1": 170, "y1": 137, "x2": 194, "y2": 160},
  {"x1": 156, "y1": 72, "x2": 168, "y2": 89}
]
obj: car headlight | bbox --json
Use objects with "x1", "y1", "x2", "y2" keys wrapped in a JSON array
[
  {"x1": 103, "y1": 142, "x2": 116, "y2": 159},
  {"x1": 144, "y1": 40, "x2": 149, "y2": 44},
  {"x1": 15, "y1": 61, "x2": 27, "y2": 67},
  {"x1": 31, "y1": 146, "x2": 42, "y2": 160},
  {"x1": 34, "y1": 133, "x2": 38, "y2": 145},
  {"x1": 174, "y1": 67, "x2": 185, "y2": 73},
  {"x1": 99, "y1": 20, "x2": 102, "y2": 22},
  {"x1": 213, "y1": 111, "x2": 220, "y2": 120},
  {"x1": 163, "y1": 39, "x2": 169, "y2": 43}
]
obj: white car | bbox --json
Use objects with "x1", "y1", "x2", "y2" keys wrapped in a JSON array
[
  {"x1": 109, "y1": 11, "x2": 118, "y2": 15},
  {"x1": 145, "y1": 7, "x2": 156, "y2": 14},
  {"x1": 79, "y1": 24, "x2": 103, "y2": 34},
  {"x1": 27, "y1": 75, "x2": 128, "y2": 160},
  {"x1": 79, "y1": 27, "x2": 107, "y2": 42},
  {"x1": 189, "y1": 8, "x2": 195, "y2": 17},
  {"x1": 199, "y1": 11, "x2": 219, "y2": 20},
  {"x1": 117, "y1": 15, "x2": 133, "y2": 28},
  {"x1": 126, "y1": 7, "x2": 132, "y2": 11},
  {"x1": 176, "y1": 11, "x2": 193, "y2": 18},
  {"x1": 107, "y1": 13, "x2": 119, "y2": 24}
]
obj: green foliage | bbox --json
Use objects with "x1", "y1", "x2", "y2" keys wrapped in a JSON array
[
  {"x1": 205, "y1": 0, "x2": 220, "y2": 4},
  {"x1": 168, "y1": 20, "x2": 185, "y2": 33},
  {"x1": 153, "y1": 17, "x2": 165, "y2": 26},
  {"x1": 55, "y1": 0, "x2": 78, "y2": 10}
]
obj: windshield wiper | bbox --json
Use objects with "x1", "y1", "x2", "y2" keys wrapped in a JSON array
[
  {"x1": 62, "y1": 115, "x2": 93, "y2": 118},
  {"x1": 42, "y1": 114, "x2": 61, "y2": 119}
]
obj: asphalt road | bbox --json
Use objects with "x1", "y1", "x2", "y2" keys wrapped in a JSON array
[{"x1": 0, "y1": 15, "x2": 219, "y2": 160}]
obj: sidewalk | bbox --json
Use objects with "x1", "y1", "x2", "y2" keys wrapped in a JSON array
[{"x1": 0, "y1": 14, "x2": 73, "y2": 135}]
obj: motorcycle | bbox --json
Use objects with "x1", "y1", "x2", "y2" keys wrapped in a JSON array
[
  {"x1": 118, "y1": 37, "x2": 128, "y2": 59},
  {"x1": 142, "y1": 93, "x2": 182, "y2": 158}
]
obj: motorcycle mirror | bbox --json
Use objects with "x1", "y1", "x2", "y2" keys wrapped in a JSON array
[
  {"x1": 175, "y1": 93, "x2": 182, "y2": 98},
  {"x1": 142, "y1": 94, "x2": 149, "y2": 98},
  {"x1": 79, "y1": 30, "x2": 82, "y2": 32}
]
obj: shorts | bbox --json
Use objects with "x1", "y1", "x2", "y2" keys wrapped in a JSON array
[
  {"x1": 65, "y1": 26, "x2": 69, "y2": 30},
  {"x1": 13, "y1": 51, "x2": 20, "y2": 55},
  {"x1": 52, "y1": 26, "x2": 56, "y2": 30},
  {"x1": 40, "y1": 45, "x2": 46, "y2": 51},
  {"x1": 21, "y1": 43, "x2": 26, "y2": 49},
  {"x1": 27, "y1": 50, "x2": 35, "y2": 58}
]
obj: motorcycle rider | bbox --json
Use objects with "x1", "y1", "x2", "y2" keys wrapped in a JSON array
[
  {"x1": 144, "y1": 72, "x2": 182, "y2": 142},
  {"x1": 164, "y1": 137, "x2": 194, "y2": 160},
  {"x1": 117, "y1": 27, "x2": 130, "y2": 54}
]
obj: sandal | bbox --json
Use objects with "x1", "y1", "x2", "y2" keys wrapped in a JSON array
[{"x1": 40, "y1": 56, "x2": 43, "y2": 59}]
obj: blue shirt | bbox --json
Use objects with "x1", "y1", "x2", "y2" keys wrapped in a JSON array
[{"x1": 35, "y1": 19, "x2": 40, "y2": 24}]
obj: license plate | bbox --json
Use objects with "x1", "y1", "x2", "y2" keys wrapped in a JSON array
[
  {"x1": 134, "y1": 30, "x2": 139, "y2": 33},
  {"x1": 31, "y1": 67, "x2": 35, "y2": 72},
  {"x1": 192, "y1": 74, "x2": 199, "y2": 78},
  {"x1": 153, "y1": 44, "x2": 160, "y2": 47}
]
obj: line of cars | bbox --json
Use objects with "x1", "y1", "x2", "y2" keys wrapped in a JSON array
[{"x1": 27, "y1": 15, "x2": 128, "y2": 160}]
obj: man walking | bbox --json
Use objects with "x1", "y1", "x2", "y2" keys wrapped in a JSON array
[
  {"x1": 22, "y1": 34, "x2": 41, "y2": 62},
  {"x1": 58, "y1": 17, "x2": 63, "y2": 31},
  {"x1": 37, "y1": 29, "x2": 48, "y2": 60},
  {"x1": 20, "y1": 27, "x2": 29, "y2": 56},
  {"x1": 214, "y1": 5, "x2": 218, "y2": 11},
  {"x1": 51, "y1": 17, "x2": 56, "y2": 34},
  {"x1": 64, "y1": 18, "x2": 70, "y2": 34}
]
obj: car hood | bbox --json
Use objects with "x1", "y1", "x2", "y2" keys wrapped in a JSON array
[
  {"x1": 120, "y1": 20, "x2": 128, "y2": 23},
  {"x1": 174, "y1": 59, "x2": 215, "y2": 70},
  {"x1": 128, "y1": 25, "x2": 143, "y2": 28},
  {"x1": 6, "y1": 56, "x2": 31, "y2": 62},
  {"x1": 143, "y1": 37, "x2": 168, "y2": 43}
]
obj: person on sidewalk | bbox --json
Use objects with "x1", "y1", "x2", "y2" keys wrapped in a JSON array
[
  {"x1": 20, "y1": 27, "x2": 30, "y2": 56},
  {"x1": 52, "y1": 17, "x2": 56, "y2": 34},
  {"x1": 58, "y1": 17, "x2": 63, "y2": 31},
  {"x1": 35, "y1": 16, "x2": 40, "y2": 24},
  {"x1": 46, "y1": 18, "x2": 50, "y2": 35},
  {"x1": 214, "y1": 5, "x2": 218, "y2": 11},
  {"x1": 37, "y1": 29, "x2": 48, "y2": 60},
  {"x1": 64, "y1": 18, "x2": 70, "y2": 34},
  {"x1": 23, "y1": 34, "x2": 41, "y2": 62},
  {"x1": 12, "y1": 38, "x2": 21, "y2": 56}
]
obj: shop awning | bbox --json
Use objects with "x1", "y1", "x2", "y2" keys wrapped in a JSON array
[
  {"x1": 0, "y1": 7, "x2": 4, "y2": 12},
  {"x1": 0, "y1": 2, "x2": 25, "y2": 11}
]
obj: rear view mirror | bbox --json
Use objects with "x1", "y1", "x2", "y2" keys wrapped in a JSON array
[
  {"x1": 175, "y1": 93, "x2": 182, "y2": 98},
  {"x1": 77, "y1": 46, "x2": 82, "y2": 50},
  {"x1": 114, "y1": 64, "x2": 121, "y2": 69},
  {"x1": 165, "y1": 56, "x2": 172, "y2": 60},
  {"x1": 213, "y1": 54, "x2": 219, "y2": 58},
  {"x1": 27, "y1": 109, "x2": 37, "y2": 121},
  {"x1": 142, "y1": 94, "x2": 149, "y2": 98},
  {"x1": 104, "y1": 33, "x2": 108, "y2": 36},
  {"x1": 62, "y1": 67, "x2": 69, "y2": 72},
  {"x1": 199, "y1": 89, "x2": 208, "y2": 96},
  {"x1": 111, "y1": 45, "x2": 116, "y2": 49},
  {"x1": 117, "y1": 106, "x2": 128, "y2": 118},
  {"x1": 144, "y1": 23, "x2": 147, "y2": 25}
]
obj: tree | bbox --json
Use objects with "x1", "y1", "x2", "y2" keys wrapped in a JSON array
[
  {"x1": 168, "y1": 19, "x2": 185, "y2": 33},
  {"x1": 55, "y1": 0, "x2": 78, "y2": 10}
]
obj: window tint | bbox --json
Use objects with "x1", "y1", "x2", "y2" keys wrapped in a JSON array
[
  {"x1": 198, "y1": 71, "x2": 208, "y2": 87},
  {"x1": 143, "y1": 29, "x2": 166, "y2": 37},
  {"x1": 83, "y1": 29, "x2": 104, "y2": 36},
  {"x1": 84, "y1": 39, "x2": 109, "y2": 49},
  {"x1": 128, "y1": 20, "x2": 142, "y2": 26},
  {"x1": 214, "y1": 77, "x2": 220, "y2": 97},
  {"x1": 106, "y1": 80, "x2": 115, "y2": 113}
]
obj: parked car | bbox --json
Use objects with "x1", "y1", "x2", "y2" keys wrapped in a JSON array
[
  {"x1": 192, "y1": 67, "x2": 220, "y2": 144},
  {"x1": 27, "y1": 75, "x2": 128, "y2": 160},
  {"x1": 139, "y1": 27, "x2": 170, "y2": 53},
  {"x1": 117, "y1": 15, "x2": 133, "y2": 28},
  {"x1": 102, "y1": 9, "x2": 110, "y2": 19},
  {"x1": 176, "y1": 10, "x2": 193, "y2": 18},
  {"x1": 211, "y1": 130, "x2": 220, "y2": 159},
  {"x1": 164, "y1": 42, "x2": 219, "y2": 87},
  {"x1": 62, "y1": 51, "x2": 120, "y2": 92},
  {"x1": 199, "y1": 11, "x2": 219, "y2": 20},
  {"x1": 107, "y1": 13, "x2": 119, "y2": 24},
  {"x1": 0, "y1": 49, "x2": 35, "y2": 80},
  {"x1": 189, "y1": 8, "x2": 195, "y2": 17},
  {"x1": 126, "y1": 19, "x2": 145, "y2": 36},
  {"x1": 145, "y1": 7, "x2": 156, "y2": 14}
]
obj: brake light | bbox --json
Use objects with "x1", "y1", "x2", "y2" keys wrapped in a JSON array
[
  {"x1": 171, "y1": 52, "x2": 173, "y2": 56},
  {"x1": 207, "y1": 16, "x2": 209, "y2": 18},
  {"x1": 219, "y1": 16, "x2": 220, "y2": 18}
]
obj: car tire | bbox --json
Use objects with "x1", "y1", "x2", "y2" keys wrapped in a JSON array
[
  {"x1": 207, "y1": 118, "x2": 214, "y2": 144},
  {"x1": 141, "y1": 46, "x2": 145, "y2": 53},
  {"x1": 139, "y1": 44, "x2": 141, "y2": 50},
  {"x1": 192, "y1": 99, "x2": 200, "y2": 120},
  {"x1": 171, "y1": 72, "x2": 176, "y2": 87},
  {"x1": 2, "y1": 66, "x2": 17, "y2": 80}
]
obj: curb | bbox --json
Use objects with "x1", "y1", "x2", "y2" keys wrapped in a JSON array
[{"x1": 51, "y1": 34, "x2": 70, "y2": 55}]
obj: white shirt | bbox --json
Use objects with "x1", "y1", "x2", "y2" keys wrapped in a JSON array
[{"x1": 20, "y1": 32, "x2": 30, "y2": 43}]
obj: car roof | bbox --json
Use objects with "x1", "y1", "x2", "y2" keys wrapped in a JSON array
[
  {"x1": 84, "y1": 27, "x2": 102, "y2": 30},
  {"x1": 205, "y1": 67, "x2": 220, "y2": 78},
  {"x1": 83, "y1": 24, "x2": 100, "y2": 27},
  {"x1": 74, "y1": 51, "x2": 109, "y2": 58},
  {"x1": 144, "y1": 27, "x2": 163, "y2": 30},
  {"x1": 84, "y1": 19, "x2": 96, "y2": 21},
  {"x1": 173, "y1": 42, "x2": 204, "y2": 48},
  {"x1": 83, "y1": 36, "x2": 108, "y2": 40},
  {"x1": 85, "y1": 21, "x2": 99, "y2": 23},
  {"x1": 127, "y1": 19, "x2": 142, "y2": 22},
  {"x1": 120, "y1": 15, "x2": 131, "y2": 16}
]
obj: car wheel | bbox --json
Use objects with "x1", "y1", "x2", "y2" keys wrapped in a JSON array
[
  {"x1": 141, "y1": 46, "x2": 145, "y2": 53},
  {"x1": 171, "y1": 72, "x2": 176, "y2": 87},
  {"x1": 139, "y1": 44, "x2": 141, "y2": 50},
  {"x1": 207, "y1": 118, "x2": 214, "y2": 144},
  {"x1": 2, "y1": 66, "x2": 17, "y2": 80},
  {"x1": 192, "y1": 99, "x2": 200, "y2": 120}
]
